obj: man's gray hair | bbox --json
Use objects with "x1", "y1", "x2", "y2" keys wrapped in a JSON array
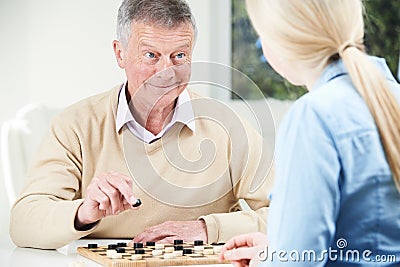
[{"x1": 117, "y1": 0, "x2": 197, "y2": 48}]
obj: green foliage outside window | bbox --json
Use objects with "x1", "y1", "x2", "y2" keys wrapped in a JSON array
[{"x1": 232, "y1": 0, "x2": 400, "y2": 100}]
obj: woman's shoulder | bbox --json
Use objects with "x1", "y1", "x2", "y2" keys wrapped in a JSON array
[{"x1": 280, "y1": 76, "x2": 377, "y2": 145}]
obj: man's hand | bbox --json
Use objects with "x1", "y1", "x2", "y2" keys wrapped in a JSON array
[
  {"x1": 75, "y1": 171, "x2": 140, "y2": 230},
  {"x1": 218, "y1": 232, "x2": 267, "y2": 267},
  {"x1": 131, "y1": 220, "x2": 207, "y2": 244}
]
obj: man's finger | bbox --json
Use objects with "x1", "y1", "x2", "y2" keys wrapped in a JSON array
[
  {"x1": 98, "y1": 179, "x2": 123, "y2": 214},
  {"x1": 90, "y1": 185, "x2": 111, "y2": 211},
  {"x1": 109, "y1": 171, "x2": 133, "y2": 185},
  {"x1": 122, "y1": 203, "x2": 132, "y2": 211},
  {"x1": 133, "y1": 228, "x2": 170, "y2": 243},
  {"x1": 157, "y1": 236, "x2": 179, "y2": 244},
  {"x1": 139, "y1": 224, "x2": 163, "y2": 237},
  {"x1": 105, "y1": 174, "x2": 136, "y2": 205}
]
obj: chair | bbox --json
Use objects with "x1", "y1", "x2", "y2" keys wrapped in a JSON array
[{"x1": 1, "y1": 104, "x2": 59, "y2": 208}]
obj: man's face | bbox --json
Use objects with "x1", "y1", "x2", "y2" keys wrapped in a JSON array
[{"x1": 114, "y1": 22, "x2": 194, "y2": 111}]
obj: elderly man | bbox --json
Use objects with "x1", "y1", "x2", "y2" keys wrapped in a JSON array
[{"x1": 10, "y1": 0, "x2": 273, "y2": 249}]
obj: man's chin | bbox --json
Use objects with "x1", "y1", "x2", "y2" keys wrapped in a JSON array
[
  {"x1": 155, "y1": 94, "x2": 179, "y2": 107},
  {"x1": 153, "y1": 85, "x2": 184, "y2": 100},
  {"x1": 138, "y1": 84, "x2": 185, "y2": 110}
]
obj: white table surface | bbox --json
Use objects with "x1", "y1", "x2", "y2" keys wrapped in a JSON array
[{"x1": 0, "y1": 233, "x2": 231, "y2": 267}]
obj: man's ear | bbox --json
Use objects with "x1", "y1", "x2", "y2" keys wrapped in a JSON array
[{"x1": 113, "y1": 40, "x2": 125, "y2": 69}]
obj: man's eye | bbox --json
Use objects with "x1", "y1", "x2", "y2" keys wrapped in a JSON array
[
  {"x1": 145, "y1": 52, "x2": 156, "y2": 59},
  {"x1": 175, "y1": 53, "x2": 185, "y2": 59}
]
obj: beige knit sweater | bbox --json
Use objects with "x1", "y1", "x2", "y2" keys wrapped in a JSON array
[{"x1": 10, "y1": 85, "x2": 274, "y2": 249}]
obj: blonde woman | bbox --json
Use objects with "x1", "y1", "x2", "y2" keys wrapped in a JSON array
[{"x1": 220, "y1": 0, "x2": 400, "y2": 266}]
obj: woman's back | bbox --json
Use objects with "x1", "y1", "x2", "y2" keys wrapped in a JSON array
[{"x1": 270, "y1": 57, "x2": 400, "y2": 266}]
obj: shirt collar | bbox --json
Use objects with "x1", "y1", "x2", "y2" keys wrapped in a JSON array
[
  {"x1": 313, "y1": 56, "x2": 397, "y2": 91},
  {"x1": 116, "y1": 82, "x2": 195, "y2": 135}
]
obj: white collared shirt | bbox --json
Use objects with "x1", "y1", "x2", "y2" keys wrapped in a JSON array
[{"x1": 116, "y1": 83, "x2": 195, "y2": 143}]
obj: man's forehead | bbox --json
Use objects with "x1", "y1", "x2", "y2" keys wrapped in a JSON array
[
  {"x1": 132, "y1": 21, "x2": 194, "y2": 38},
  {"x1": 131, "y1": 22, "x2": 194, "y2": 50}
]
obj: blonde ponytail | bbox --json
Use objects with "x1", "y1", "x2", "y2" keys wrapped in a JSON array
[{"x1": 340, "y1": 46, "x2": 400, "y2": 192}]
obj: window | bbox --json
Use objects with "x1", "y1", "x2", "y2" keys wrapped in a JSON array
[{"x1": 231, "y1": 0, "x2": 400, "y2": 100}]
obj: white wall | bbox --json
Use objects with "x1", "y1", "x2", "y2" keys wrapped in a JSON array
[
  {"x1": 0, "y1": 1, "x2": 119, "y2": 121},
  {"x1": 0, "y1": 0, "x2": 120, "y2": 241}
]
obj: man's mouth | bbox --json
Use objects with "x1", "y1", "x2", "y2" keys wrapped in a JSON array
[{"x1": 146, "y1": 82, "x2": 180, "y2": 89}]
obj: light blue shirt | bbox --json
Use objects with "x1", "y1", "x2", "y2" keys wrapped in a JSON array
[{"x1": 264, "y1": 57, "x2": 400, "y2": 266}]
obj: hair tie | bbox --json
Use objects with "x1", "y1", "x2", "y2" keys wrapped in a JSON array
[{"x1": 338, "y1": 41, "x2": 357, "y2": 56}]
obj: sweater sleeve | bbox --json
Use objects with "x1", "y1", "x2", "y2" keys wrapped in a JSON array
[
  {"x1": 199, "y1": 120, "x2": 274, "y2": 243},
  {"x1": 9, "y1": 114, "x2": 99, "y2": 249}
]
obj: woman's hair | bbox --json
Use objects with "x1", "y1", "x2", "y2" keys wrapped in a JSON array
[{"x1": 246, "y1": 0, "x2": 400, "y2": 192}]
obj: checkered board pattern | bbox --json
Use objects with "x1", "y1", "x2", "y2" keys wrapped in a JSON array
[{"x1": 77, "y1": 242, "x2": 230, "y2": 267}]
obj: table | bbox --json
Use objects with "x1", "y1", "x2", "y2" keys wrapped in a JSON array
[{"x1": 0, "y1": 234, "x2": 231, "y2": 267}]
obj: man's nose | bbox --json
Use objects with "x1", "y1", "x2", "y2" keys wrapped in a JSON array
[{"x1": 155, "y1": 58, "x2": 175, "y2": 80}]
